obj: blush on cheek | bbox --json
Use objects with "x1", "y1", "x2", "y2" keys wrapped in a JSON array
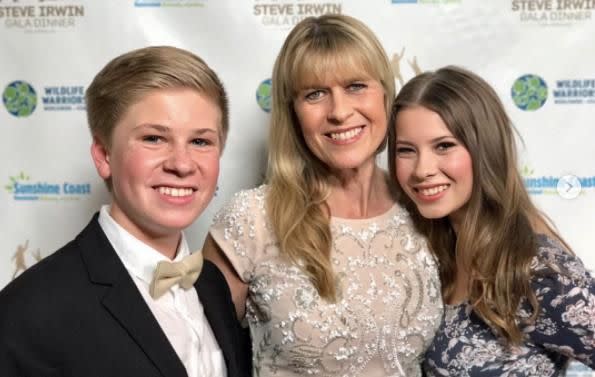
[
  {"x1": 394, "y1": 162, "x2": 412, "y2": 191},
  {"x1": 201, "y1": 154, "x2": 221, "y2": 183},
  {"x1": 207, "y1": 154, "x2": 220, "y2": 170},
  {"x1": 444, "y1": 148, "x2": 473, "y2": 177},
  {"x1": 446, "y1": 157, "x2": 470, "y2": 172}
]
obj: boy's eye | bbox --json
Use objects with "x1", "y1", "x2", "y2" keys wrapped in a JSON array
[
  {"x1": 192, "y1": 138, "x2": 211, "y2": 146},
  {"x1": 142, "y1": 135, "x2": 163, "y2": 143}
]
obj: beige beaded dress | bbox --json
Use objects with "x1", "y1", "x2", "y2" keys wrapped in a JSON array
[{"x1": 209, "y1": 185, "x2": 443, "y2": 377}]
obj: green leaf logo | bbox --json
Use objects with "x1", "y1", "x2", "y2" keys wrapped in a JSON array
[{"x1": 5, "y1": 172, "x2": 30, "y2": 193}]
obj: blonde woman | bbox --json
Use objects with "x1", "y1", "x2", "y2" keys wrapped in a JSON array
[
  {"x1": 389, "y1": 65, "x2": 595, "y2": 376},
  {"x1": 203, "y1": 14, "x2": 442, "y2": 377}
]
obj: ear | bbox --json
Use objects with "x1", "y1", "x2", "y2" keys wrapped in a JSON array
[{"x1": 90, "y1": 137, "x2": 111, "y2": 180}]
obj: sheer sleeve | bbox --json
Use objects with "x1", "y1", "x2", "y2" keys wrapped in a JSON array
[{"x1": 208, "y1": 185, "x2": 274, "y2": 283}]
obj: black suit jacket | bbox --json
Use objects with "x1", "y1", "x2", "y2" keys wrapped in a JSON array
[{"x1": 0, "y1": 215, "x2": 251, "y2": 377}]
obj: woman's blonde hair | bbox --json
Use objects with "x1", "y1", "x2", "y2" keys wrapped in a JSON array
[
  {"x1": 267, "y1": 14, "x2": 395, "y2": 301},
  {"x1": 388, "y1": 65, "x2": 568, "y2": 344}
]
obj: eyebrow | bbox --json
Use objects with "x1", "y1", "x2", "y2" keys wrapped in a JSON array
[
  {"x1": 134, "y1": 124, "x2": 219, "y2": 136},
  {"x1": 134, "y1": 124, "x2": 169, "y2": 133},
  {"x1": 395, "y1": 135, "x2": 455, "y2": 144},
  {"x1": 298, "y1": 76, "x2": 372, "y2": 91}
]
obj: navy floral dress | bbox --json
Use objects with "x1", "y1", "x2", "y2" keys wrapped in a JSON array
[{"x1": 424, "y1": 234, "x2": 595, "y2": 376}]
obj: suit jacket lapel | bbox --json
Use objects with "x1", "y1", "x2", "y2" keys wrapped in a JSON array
[
  {"x1": 196, "y1": 261, "x2": 241, "y2": 377},
  {"x1": 77, "y1": 215, "x2": 187, "y2": 377}
]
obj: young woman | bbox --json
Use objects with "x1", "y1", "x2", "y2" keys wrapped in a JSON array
[
  {"x1": 203, "y1": 14, "x2": 443, "y2": 377},
  {"x1": 389, "y1": 65, "x2": 595, "y2": 376}
]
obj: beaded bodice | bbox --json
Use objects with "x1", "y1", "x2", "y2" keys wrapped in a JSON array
[{"x1": 210, "y1": 185, "x2": 443, "y2": 377}]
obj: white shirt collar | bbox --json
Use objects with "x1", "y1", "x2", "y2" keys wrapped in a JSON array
[{"x1": 98, "y1": 205, "x2": 190, "y2": 286}]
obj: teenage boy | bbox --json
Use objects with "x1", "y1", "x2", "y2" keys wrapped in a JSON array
[{"x1": 0, "y1": 46, "x2": 249, "y2": 377}]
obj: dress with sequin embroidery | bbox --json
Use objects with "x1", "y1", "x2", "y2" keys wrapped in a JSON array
[
  {"x1": 423, "y1": 234, "x2": 595, "y2": 377},
  {"x1": 209, "y1": 185, "x2": 443, "y2": 377}
]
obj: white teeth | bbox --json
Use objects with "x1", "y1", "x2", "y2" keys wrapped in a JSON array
[
  {"x1": 330, "y1": 127, "x2": 362, "y2": 141},
  {"x1": 158, "y1": 187, "x2": 193, "y2": 197},
  {"x1": 420, "y1": 185, "x2": 448, "y2": 196}
]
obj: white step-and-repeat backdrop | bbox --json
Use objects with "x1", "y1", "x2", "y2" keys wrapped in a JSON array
[{"x1": 1, "y1": 1, "x2": 594, "y2": 374}]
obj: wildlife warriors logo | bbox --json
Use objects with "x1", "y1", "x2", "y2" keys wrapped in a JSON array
[
  {"x1": 3, "y1": 80, "x2": 37, "y2": 117},
  {"x1": 11, "y1": 240, "x2": 43, "y2": 280},
  {"x1": 256, "y1": 78, "x2": 272, "y2": 113},
  {"x1": 511, "y1": 74, "x2": 548, "y2": 111}
]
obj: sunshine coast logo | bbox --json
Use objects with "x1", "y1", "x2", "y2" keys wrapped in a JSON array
[
  {"x1": 42, "y1": 85, "x2": 85, "y2": 111},
  {"x1": 5, "y1": 171, "x2": 91, "y2": 201},
  {"x1": 134, "y1": 0, "x2": 206, "y2": 7},
  {"x1": 0, "y1": 0, "x2": 85, "y2": 33},
  {"x1": 3, "y1": 80, "x2": 37, "y2": 117},
  {"x1": 511, "y1": 0, "x2": 594, "y2": 26},
  {"x1": 253, "y1": 0, "x2": 342, "y2": 28},
  {"x1": 511, "y1": 74, "x2": 548, "y2": 111},
  {"x1": 521, "y1": 166, "x2": 595, "y2": 198}
]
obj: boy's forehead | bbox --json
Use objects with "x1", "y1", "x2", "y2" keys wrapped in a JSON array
[
  {"x1": 120, "y1": 86, "x2": 219, "y2": 114},
  {"x1": 110, "y1": 87, "x2": 222, "y2": 132}
]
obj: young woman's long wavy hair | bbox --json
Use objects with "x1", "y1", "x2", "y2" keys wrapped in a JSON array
[
  {"x1": 267, "y1": 14, "x2": 395, "y2": 301},
  {"x1": 387, "y1": 66, "x2": 568, "y2": 344}
]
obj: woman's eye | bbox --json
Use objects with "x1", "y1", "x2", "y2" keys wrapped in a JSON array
[
  {"x1": 348, "y1": 82, "x2": 367, "y2": 91},
  {"x1": 305, "y1": 90, "x2": 324, "y2": 101}
]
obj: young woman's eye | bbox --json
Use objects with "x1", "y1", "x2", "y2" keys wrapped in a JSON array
[
  {"x1": 436, "y1": 142, "x2": 456, "y2": 151},
  {"x1": 396, "y1": 146, "x2": 415, "y2": 155},
  {"x1": 305, "y1": 90, "x2": 324, "y2": 101}
]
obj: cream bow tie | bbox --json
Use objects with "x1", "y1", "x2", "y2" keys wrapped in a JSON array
[{"x1": 149, "y1": 251, "x2": 204, "y2": 299}]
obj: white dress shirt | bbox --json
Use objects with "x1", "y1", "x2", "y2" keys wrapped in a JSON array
[{"x1": 98, "y1": 205, "x2": 227, "y2": 377}]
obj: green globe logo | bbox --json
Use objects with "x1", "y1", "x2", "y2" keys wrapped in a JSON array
[
  {"x1": 3, "y1": 80, "x2": 37, "y2": 117},
  {"x1": 256, "y1": 78, "x2": 272, "y2": 113},
  {"x1": 511, "y1": 74, "x2": 548, "y2": 111}
]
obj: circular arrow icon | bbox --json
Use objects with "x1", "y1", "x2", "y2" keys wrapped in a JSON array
[{"x1": 556, "y1": 175, "x2": 581, "y2": 199}]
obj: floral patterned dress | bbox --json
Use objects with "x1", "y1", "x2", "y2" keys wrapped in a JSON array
[
  {"x1": 209, "y1": 185, "x2": 443, "y2": 377},
  {"x1": 424, "y1": 234, "x2": 595, "y2": 376}
]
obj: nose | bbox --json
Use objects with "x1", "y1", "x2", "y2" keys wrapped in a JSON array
[
  {"x1": 413, "y1": 151, "x2": 437, "y2": 180},
  {"x1": 163, "y1": 144, "x2": 196, "y2": 177},
  {"x1": 328, "y1": 91, "x2": 353, "y2": 124}
]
